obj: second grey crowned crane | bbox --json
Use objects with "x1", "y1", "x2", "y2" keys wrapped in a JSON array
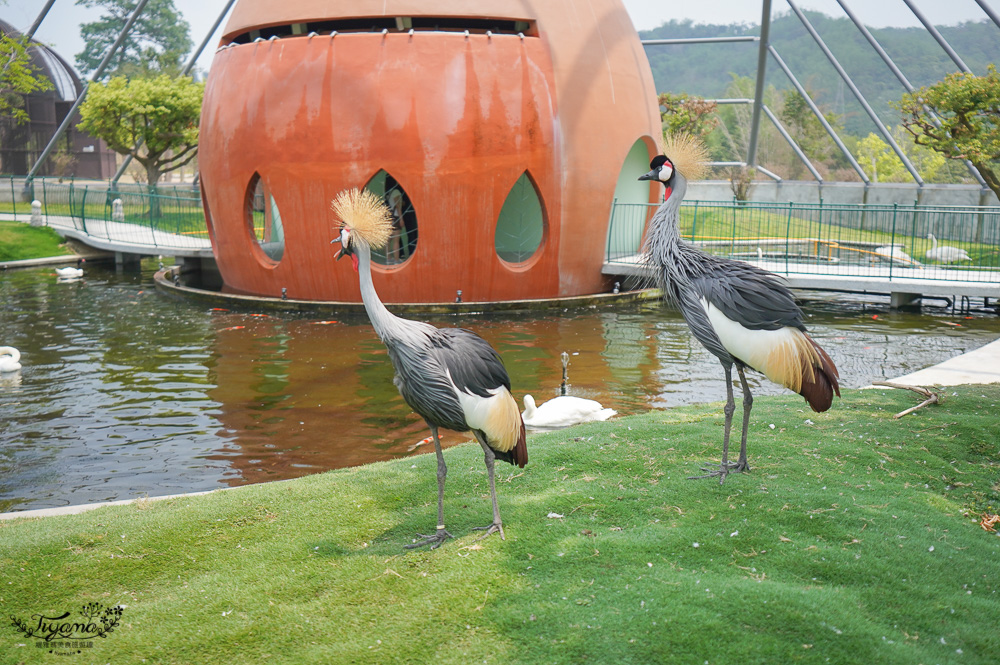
[
  {"x1": 640, "y1": 139, "x2": 840, "y2": 483},
  {"x1": 331, "y1": 188, "x2": 527, "y2": 549}
]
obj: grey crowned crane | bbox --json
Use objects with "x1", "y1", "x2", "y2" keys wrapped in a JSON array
[
  {"x1": 331, "y1": 189, "x2": 527, "y2": 548},
  {"x1": 640, "y1": 138, "x2": 840, "y2": 483}
]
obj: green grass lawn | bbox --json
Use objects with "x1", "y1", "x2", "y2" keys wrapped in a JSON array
[
  {"x1": 678, "y1": 206, "x2": 1000, "y2": 266},
  {"x1": 3, "y1": 385, "x2": 999, "y2": 664},
  {"x1": 0, "y1": 221, "x2": 74, "y2": 261}
]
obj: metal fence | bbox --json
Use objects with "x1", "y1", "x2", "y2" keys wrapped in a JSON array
[
  {"x1": 1, "y1": 176, "x2": 209, "y2": 251},
  {"x1": 5, "y1": 174, "x2": 1000, "y2": 279},
  {"x1": 607, "y1": 198, "x2": 1000, "y2": 283}
]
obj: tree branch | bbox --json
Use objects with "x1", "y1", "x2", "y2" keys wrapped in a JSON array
[{"x1": 871, "y1": 381, "x2": 943, "y2": 419}]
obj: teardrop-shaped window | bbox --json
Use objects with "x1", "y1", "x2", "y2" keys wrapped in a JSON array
[
  {"x1": 364, "y1": 170, "x2": 417, "y2": 266},
  {"x1": 245, "y1": 173, "x2": 285, "y2": 262},
  {"x1": 607, "y1": 139, "x2": 654, "y2": 260},
  {"x1": 495, "y1": 172, "x2": 544, "y2": 264}
]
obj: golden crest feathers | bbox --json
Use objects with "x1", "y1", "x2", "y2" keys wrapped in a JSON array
[
  {"x1": 663, "y1": 132, "x2": 709, "y2": 181},
  {"x1": 331, "y1": 188, "x2": 393, "y2": 249}
]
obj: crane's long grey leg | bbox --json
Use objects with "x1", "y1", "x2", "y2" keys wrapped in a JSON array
[
  {"x1": 471, "y1": 432, "x2": 506, "y2": 541},
  {"x1": 405, "y1": 425, "x2": 454, "y2": 550},
  {"x1": 733, "y1": 365, "x2": 753, "y2": 473},
  {"x1": 689, "y1": 361, "x2": 736, "y2": 483}
]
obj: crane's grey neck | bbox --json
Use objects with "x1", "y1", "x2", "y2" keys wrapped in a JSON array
[
  {"x1": 643, "y1": 170, "x2": 688, "y2": 268},
  {"x1": 355, "y1": 241, "x2": 402, "y2": 342}
]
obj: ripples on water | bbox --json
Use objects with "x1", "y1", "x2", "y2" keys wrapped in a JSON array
[{"x1": 2, "y1": 262, "x2": 998, "y2": 512}]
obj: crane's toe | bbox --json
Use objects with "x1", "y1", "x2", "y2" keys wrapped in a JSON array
[
  {"x1": 688, "y1": 460, "x2": 750, "y2": 484},
  {"x1": 699, "y1": 460, "x2": 750, "y2": 473},
  {"x1": 471, "y1": 522, "x2": 506, "y2": 541},
  {"x1": 687, "y1": 467, "x2": 730, "y2": 483},
  {"x1": 405, "y1": 528, "x2": 454, "y2": 550}
]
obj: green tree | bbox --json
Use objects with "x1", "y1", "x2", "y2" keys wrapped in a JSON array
[
  {"x1": 779, "y1": 90, "x2": 842, "y2": 180},
  {"x1": 657, "y1": 92, "x2": 718, "y2": 140},
  {"x1": 854, "y1": 128, "x2": 949, "y2": 183},
  {"x1": 895, "y1": 65, "x2": 1000, "y2": 198},
  {"x1": 711, "y1": 76, "x2": 785, "y2": 199},
  {"x1": 712, "y1": 76, "x2": 784, "y2": 165},
  {"x1": 77, "y1": 74, "x2": 202, "y2": 197},
  {"x1": 0, "y1": 33, "x2": 52, "y2": 124},
  {"x1": 855, "y1": 133, "x2": 905, "y2": 183},
  {"x1": 75, "y1": 0, "x2": 192, "y2": 79}
]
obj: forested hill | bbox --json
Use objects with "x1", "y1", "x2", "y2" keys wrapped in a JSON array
[{"x1": 639, "y1": 10, "x2": 999, "y2": 134}]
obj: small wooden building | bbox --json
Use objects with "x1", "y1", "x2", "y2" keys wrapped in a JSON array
[{"x1": 199, "y1": 0, "x2": 661, "y2": 303}]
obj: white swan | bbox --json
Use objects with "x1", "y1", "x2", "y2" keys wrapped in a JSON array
[
  {"x1": 55, "y1": 259, "x2": 84, "y2": 279},
  {"x1": 873, "y1": 245, "x2": 920, "y2": 266},
  {"x1": 926, "y1": 234, "x2": 971, "y2": 263},
  {"x1": 521, "y1": 394, "x2": 616, "y2": 429},
  {"x1": 0, "y1": 346, "x2": 21, "y2": 373}
]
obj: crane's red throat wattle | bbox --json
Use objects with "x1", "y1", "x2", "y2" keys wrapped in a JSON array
[{"x1": 352, "y1": 254, "x2": 359, "y2": 272}]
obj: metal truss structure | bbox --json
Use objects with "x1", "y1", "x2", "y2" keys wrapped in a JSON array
[
  {"x1": 642, "y1": 0, "x2": 999, "y2": 192},
  {"x1": 18, "y1": 0, "x2": 1000, "y2": 197}
]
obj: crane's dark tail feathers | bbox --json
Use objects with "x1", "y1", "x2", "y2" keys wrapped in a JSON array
[
  {"x1": 799, "y1": 336, "x2": 841, "y2": 413},
  {"x1": 492, "y1": 420, "x2": 527, "y2": 468},
  {"x1": 512, "y1": 420, "x2": 528, "y2": 468}
]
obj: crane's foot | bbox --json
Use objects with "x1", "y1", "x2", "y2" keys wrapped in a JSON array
[
  {"x1": 688, "y1": 460, "x2": 750, "y2": 484},
  {"x1": 697, "y1": 459, "x2": 750, "y2": 473},
  {"x1": 404, "y1": 528, "x2": 454, "y2": 550},
  {"x1": 471, "y1": 522, "x2": 506, "y2": 542}
]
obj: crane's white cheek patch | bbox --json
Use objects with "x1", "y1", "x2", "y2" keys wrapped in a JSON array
[{"x1": 702, "y1": 301, "x2": 815, "y2": 391}]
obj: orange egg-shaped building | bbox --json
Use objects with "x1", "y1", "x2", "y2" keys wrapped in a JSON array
[{"x1": 199, "y1": 0, "x2": 661, "y2": 303}]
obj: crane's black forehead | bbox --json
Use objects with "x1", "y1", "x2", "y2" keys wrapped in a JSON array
[{"x1": 650, "y1": 155, "x2": 671, "y2": 169}]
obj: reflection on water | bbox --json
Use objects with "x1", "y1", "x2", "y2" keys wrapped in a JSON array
[{"x1": 2, "y1": 263, "x2": 998, "y2": 512}]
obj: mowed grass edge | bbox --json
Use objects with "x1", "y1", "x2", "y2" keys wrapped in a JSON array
[
  {"x1": 2, "y1": 385, "x2": 999, "y2": 665},
  {"x1": 0, "y1": 222, "x2": 73, "y2": 262}
]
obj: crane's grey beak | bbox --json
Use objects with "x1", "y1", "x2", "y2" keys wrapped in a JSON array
[
  {"x1": 638, "y1": 168, "x2": 658, "y2": 181},
  {"x1": 331, "y1": 236, "x2": 344, "y2": 260}
]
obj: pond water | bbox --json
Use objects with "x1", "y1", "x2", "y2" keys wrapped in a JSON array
[{"x1": 2, "y1": 262, "x2": 999, "y2": 513}]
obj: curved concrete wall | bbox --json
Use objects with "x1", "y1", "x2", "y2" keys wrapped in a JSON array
[{"x1": 688, "y1": 181, "x2": 1000, "y2": 207}]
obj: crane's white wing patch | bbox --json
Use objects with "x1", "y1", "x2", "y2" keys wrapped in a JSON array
[
  {"x1": 448, "y1": 372, "x2": 521, "y2": 453},
  {"x1": 702, "y1": 299, "x2": 817, "y2": 392}
]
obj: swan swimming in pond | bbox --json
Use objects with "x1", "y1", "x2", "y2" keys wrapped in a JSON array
[
  {"x1": 0, "y1": 346, "x2": 21, "y2": 373},
  {"x1": 925, "y1": 234, "x2": 971, "y2": 263},
  {"x1": 55, "y1": 259, "x2": 85, "y2": 279},
  {"x1": 521, "y1": 394, "x2": 616, "y2": 429}
]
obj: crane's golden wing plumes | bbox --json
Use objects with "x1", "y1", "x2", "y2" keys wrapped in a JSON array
[
  {"x1": 331, "y1": 188, "x2": 393, "y2": 249},
  {"x1": 663, "y1": 132, "x2": 709, "y2": 181}
]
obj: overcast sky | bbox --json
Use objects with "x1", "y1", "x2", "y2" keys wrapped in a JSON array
[{"x1": 5, "y1": 0, "x2": 997, "y2": 77}]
